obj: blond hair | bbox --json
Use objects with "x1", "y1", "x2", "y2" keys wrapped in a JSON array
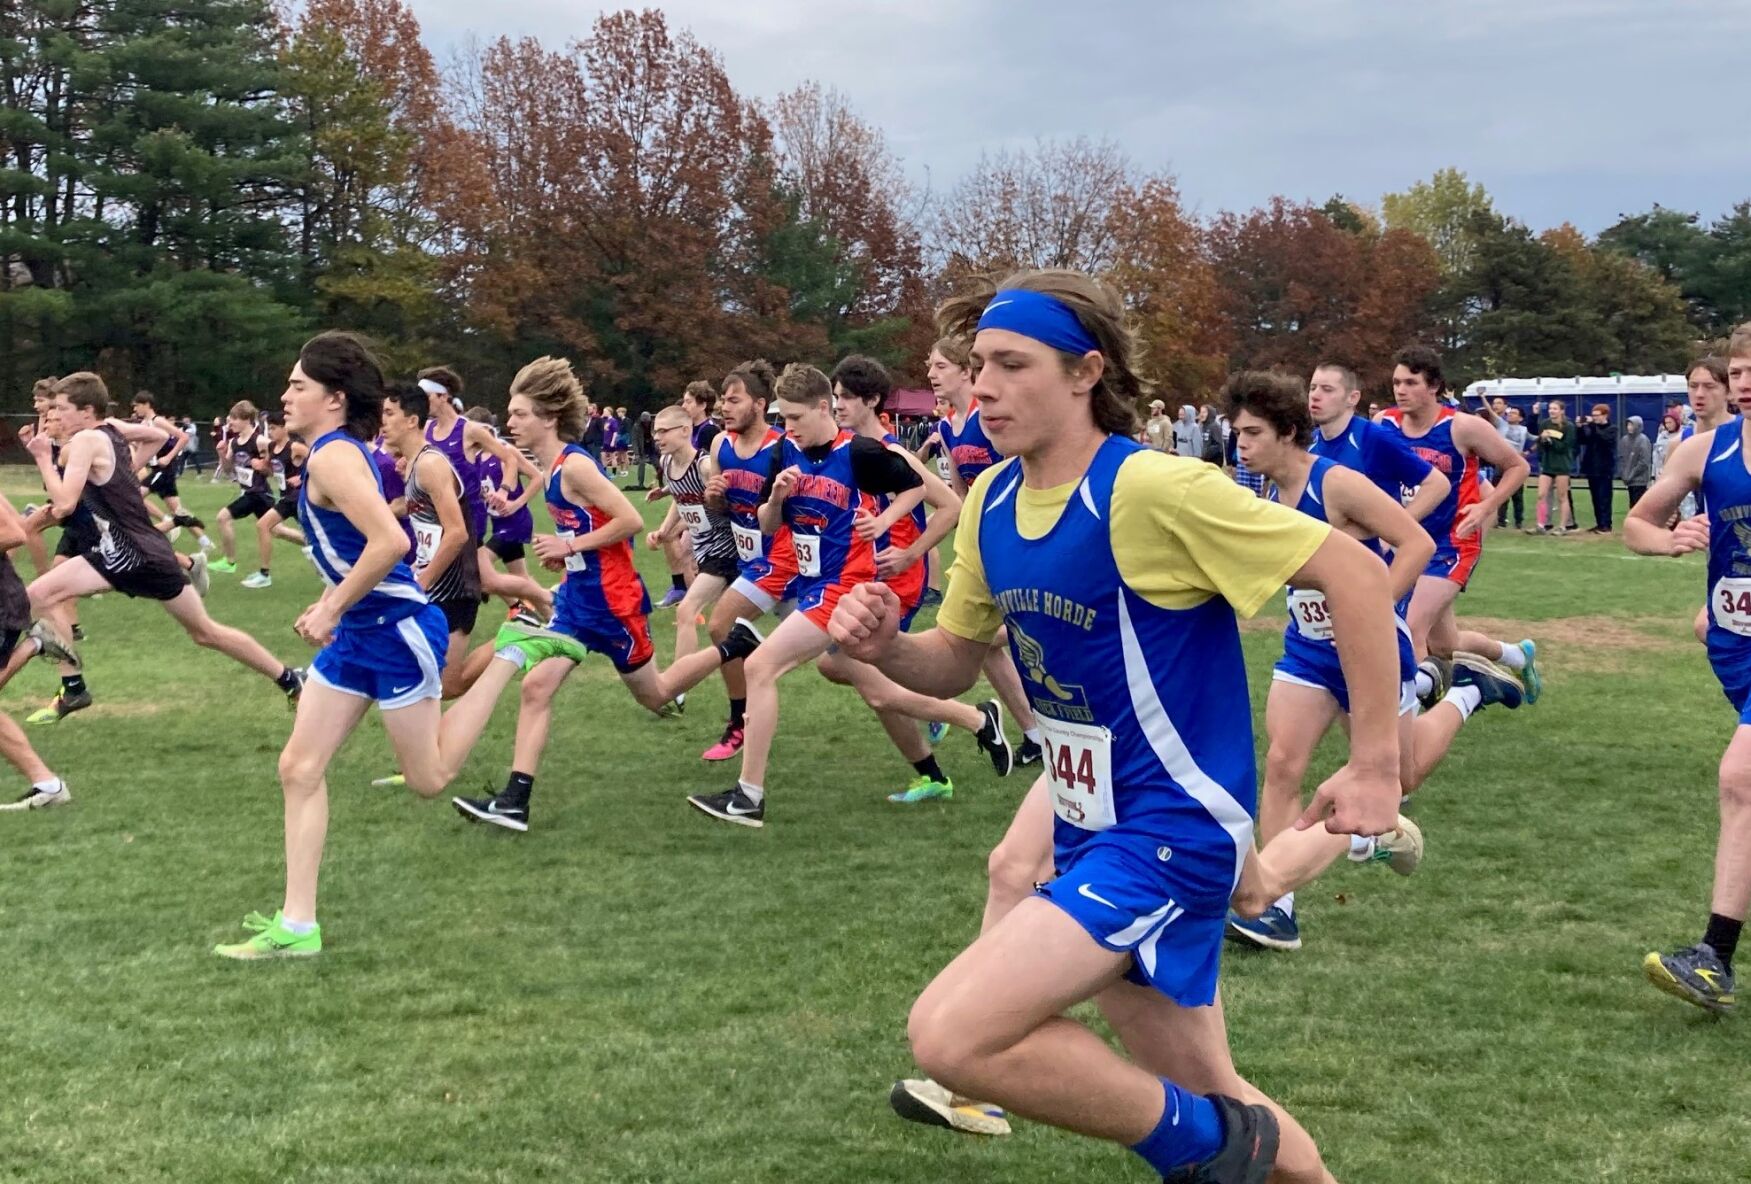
[
  {"x1": 774, "y1": 363, "x2": 832, "y2": 407},
  {"x1": 930, "y1": 335, "x2": 972, "y2": 373},
  {"x1": 510, "y1": 356, "x2": 587, "y2": 442},
  {"x1": 228, "y1": 400, "x2": 258, "y2": 421},
  {"x1": 1729, "y1": 321, "x2": 1751, "y2": 361},
  {"x1": 936, "y1": 269, "x2": 1144, "y2": 436},
  {"x1": 653, "y1": 404, "x2": 691, "y2": 430}
]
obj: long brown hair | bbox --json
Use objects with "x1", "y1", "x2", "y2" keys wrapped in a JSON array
[
  {"x1": 935, "y1": 269, "x2": 1143, "y2": 436},
  {"x1": 510, "y1": 357, "x2": 586, "y2": 442}
]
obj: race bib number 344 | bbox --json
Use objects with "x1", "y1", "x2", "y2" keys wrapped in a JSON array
[
  {"x1": 1714, "y1": 577, "x2": 1751, "y2": 637},
  {"x1": 1040, "y1": 717, "x2": 1116, "y2": 831}
]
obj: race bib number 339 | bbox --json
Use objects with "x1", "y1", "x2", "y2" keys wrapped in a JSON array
[{"x1": 1040, "y1": 717, "x2": 1116, "y2": 831}]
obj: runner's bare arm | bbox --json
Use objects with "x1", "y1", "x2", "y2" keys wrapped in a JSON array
[
  {"x1": 1625, "y1": 434, "x2": 1709, "y2": 556},
  {"x1": 1326, "y1": 466, "x2": 1434, "y2": 605}
]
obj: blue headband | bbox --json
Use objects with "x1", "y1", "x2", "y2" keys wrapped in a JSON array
[{"x1": 976, "y1": 288, "x2": 1100, "y2": 356}]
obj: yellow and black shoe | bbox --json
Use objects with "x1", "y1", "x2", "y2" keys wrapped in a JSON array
[{"x1": 1643, "y1": 942, "x2": 1735, "y2": 1014}]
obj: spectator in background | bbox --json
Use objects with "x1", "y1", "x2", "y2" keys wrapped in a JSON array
[
  {"x1": 1533, "y1": 399, "x2": 1576, "y2": 533},
  {"x1": 179, "y1": 416, "x2": 205, "y2": 474},
  {"x1": 1496, "y1": 406, "x2": 1530, "y2": 528},
  {"x1": 1199, "y1": 408, "x2": 1226, "y2": 465},
  {"x1": 1577, "y1": 402, "x2": 1617, "y2": 532},
  {"x1": 1653, "y1": 410, "x2": 1683, "y2": 478},
  {"x1": 1143, "y1": 399, "x2": 1172, "y2": 451},
  {"x1": 1619, "y1": 414, "x2": 1652, "y2": 510},
  {"x1": 1172, "y1": 403, "x2": 1202, "y2": 460},
  {"x1": 580, "y1": 400, "x2": 605, "y2": 460},
  {"x1": 628, "y1": 411, "x2": 654, "y2": 490}
]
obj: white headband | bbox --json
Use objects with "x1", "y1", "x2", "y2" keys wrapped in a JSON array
[{"x1": 418, "y1": 378, "x2": 447, "y2": 397}]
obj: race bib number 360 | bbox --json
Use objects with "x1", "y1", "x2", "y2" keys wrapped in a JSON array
[
  {"x1": 732, "y1": 522, "x2": 761, "y2": 563},
  {"x1": 1714, "y1": 577, "x2": 1751, "y2": 637},
  {"x1": 1040, "y1": 717, "x2": 1116, "y2": 831}
]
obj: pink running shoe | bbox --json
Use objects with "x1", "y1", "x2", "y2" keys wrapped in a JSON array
[{"x1": 701, "y1": 723, "x2": 745, "y2": 761}]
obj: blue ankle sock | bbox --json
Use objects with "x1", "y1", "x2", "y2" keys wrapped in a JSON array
[{"x1": 1130, "y1": 1079, "x2": 1224, "y2": 1174}]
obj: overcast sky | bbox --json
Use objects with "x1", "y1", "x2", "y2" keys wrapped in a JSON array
[{"x1": 404, "y1": 0, "x2": 1751, "y2": 233}]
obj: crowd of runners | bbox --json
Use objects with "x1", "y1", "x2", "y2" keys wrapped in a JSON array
[{"x1": 5, "y1": 268, "x2": 1747, "y2": 1183}]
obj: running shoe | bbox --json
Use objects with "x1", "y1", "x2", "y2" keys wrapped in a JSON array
[
  {"x1": 687, "y1": 786, "x2": 765, "y2": 828},
  {"x1": 492, "y1": 621, "x2": 588, "y2": 669},
  {"x1": 0, "y1": 780, "x2": 71, "y2": 811},
  {"x1": 214, "y1": 914, "x2": 321, "y2": 960},
  {"x1": 70, "y1": 624, "x2": 85, "y2": 642},
  {"x1": 240, "y1": 571, "x2": 272, "y2": 589},
  {"x1": 973, "y1": 699, "x2": 1013, "y2": 777},
  {"x1": 27, "y1": 621, "x2": 78, "y2": 669},
  {"x1": 187, "y1": 551, "x2": 211, "y2": 598},
  {"x1": 1515, "y1": 639, "x2": 1541, "y2": 704},
  {"x1": 656, "y1": 587, "x2": 687, "y2": 609},
  {"x1": 208, "y1": 557, "x2": 237, "y2": 574},
  {"x1": 452, "y1": 792, "x2": 530, "y2": 833},
  {"x1": 1451, "y1": 652, "x2": 1524, "y2": 710},
  {"x1": 173, "y1": 512, "x2": 205, "y2": 530},
  {"x1": 1363, "y1": 815, "x2": 1424, "y2": 877},
  {"x1": 1642, "y1": 942, "x2": 1735, "y2": 1013},
  {"x1": 887, "y1": 1078, "x2": 1010, "y2": 1136},
  {"x1": 26, "y1": 690, "x2": 91, "y2": 725},
  {"x1": 927, "y1": 720, "x2": 948, "y2": 745},
  {"x1": 282, "y1": 667, "x2": 305, "y2": 708},
  {"x1": 658, "y1": 693, "x2": 686, "y2": 719},
  {"x1": 370, "y1": 773, "x2": 407, "y2": 789},
  {"x1": 301, "y1": 545, "x2": 314, "y2": 561},
  {"x1": 1014, "y1": 738, "x2": 1043, "y2": 768},
  {"x1": 1415, "y1": 655, "x2": 1452, "y2": 711},
  {"x1": 1161, "y1": 1094, "x2": 1280, "y2": 1184},
  {"x1": 507, "y1": 604, "x2": 546, "y2": 630},
  {"x1": 165, "y1": 525, "x2": 183, "y2": 543},
  {"x1": 199, "y1": 536, "x2": 215, "y2": 552},
  {"x1": 701, "y1": 723, "x2": 745, "y2": 761},
  {"x1": 1225, "y1": 906, "x2": 1302, "y2": 951},
  {"x1": 888, "y1": 775, "x2": 953, "y2": 804}
]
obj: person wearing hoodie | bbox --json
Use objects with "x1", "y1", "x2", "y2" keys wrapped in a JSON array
[
  {"x1": 1577, "y1": 402, "x2": 1618, "y2": 533},
  {"x1": 1172, "y1": 403, "x2": 1203, "y2": 460},
  {"x1": 1618, "y1": 414, "x2": 1653, "y2": 509},
  {"x1": 1653, "y1": 410, "x2": 1683, "y2": 479}
]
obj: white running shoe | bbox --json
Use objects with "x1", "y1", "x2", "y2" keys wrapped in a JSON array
[
  {"x1": 187, "y1": 551, "x2": 211, "y2": 598},
  {"x1": 888, "y1": 1078, "x2": 1011, "y2": 1136},
  {"x1": 0, "y1": 780, "x2": 71, "y2": 811},
  {"x1": 240, "y1": 571, "x2": 272, "y2": 589},
  {"x1": 1368, "y1": 815, "x2": 1425, "y2": 877}
]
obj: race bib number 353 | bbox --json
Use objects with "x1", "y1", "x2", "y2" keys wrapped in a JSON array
[{"x1": 1040, "y1": 717, "x2": 1116, "y2": 831}]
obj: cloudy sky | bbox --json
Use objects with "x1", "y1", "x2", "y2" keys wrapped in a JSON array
[{"x1": 405, "y1": 0, "x2": 1750, "y2": 233}]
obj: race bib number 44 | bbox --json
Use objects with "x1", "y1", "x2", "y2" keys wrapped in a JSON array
[
  {"x1": 1040, "y1": 717, "x2": 1115, "y2": 831},
  {"x1": 1287, "y1": 588, "x2": 1334, "y2": 641},
  {"x1": 1713, "y1": 578, "x2": 1751, "y2": 637}
]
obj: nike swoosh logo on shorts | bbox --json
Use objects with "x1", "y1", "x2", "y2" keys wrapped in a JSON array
[
  {"x1": 1077, "y1": 883, "x2": 1117, "y2": 909},
  {"x1": 390, "y1": 684, "x2": 415, "y2": 695}
]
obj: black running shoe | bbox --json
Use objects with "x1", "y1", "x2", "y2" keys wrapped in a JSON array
[
  {"x1": 973, "y1": 699, "x2": 1013, "y2": 777},
  {"x1": 1014, "y1": 738, "x2": 1043, "y2": 768},
  {"x1": 281, "y1": 667, "x2": 306, "y2": 709},
  {"x1": 1161, "y1": 1094, "x2": 1279, "y2": 1184},
  {"x1": 452, "y1": 792, "x2": 530, "y2": 833},
  {"x1": 26, "y1": 689, "x2": 92, "y2": 726},
  {"x1": 1415, "y1": 656, "x2": 1452, "y2": 711},
  {"x1": 71, "y1": 625, "x2": 86, "y2": 643},
  {"x1": 687, "y1": 786, "x2": 765, "y2": 828},
  {"x1": 1643, "y1": 942, "x2": 1735, "y2": 1013}
]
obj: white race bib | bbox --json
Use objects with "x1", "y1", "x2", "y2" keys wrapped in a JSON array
[
  {"x1": 413, "y1": 521, "x2": 441, "y2": 569},
  {"x1": 1287, "y1": 588, "x2": 1334, "y2": 641},
  {"x1": 678, "y1": 502, "x2": 708, "y2": 533},
  {"x1": 935, "y1": 455, "x2": 952, "y2": 482},
  {"x1": 1040, "y1": 716, "x2": 1116, "y2": 831},
  {"x1": 557, "y1": 530, "x2": 589, "y2": 573},
  {"x1": 792, "y1": 532, "x2": 822, "y2": 578},
  {"x1": 732, "y1": 521, "x2": 762, "y2": 563},
  {"x1": 236, "y1": 466, "x2": 255, "y2": 490},
  {"x1": 1713, "y1": 577, "x2": 1751, "y2": 637}
]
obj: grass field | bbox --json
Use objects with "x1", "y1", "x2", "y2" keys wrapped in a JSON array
[{"x1": 1, "y1": 469, "x2": 1747, "y2": 1184}]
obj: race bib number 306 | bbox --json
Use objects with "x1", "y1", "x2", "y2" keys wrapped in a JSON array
[
  {"x1": 1713, "y1": 577, "x2": 1751, "y2": 637},
  {"x1": 1040, "y1": 717, "x2": 1116, "y2": 831}
]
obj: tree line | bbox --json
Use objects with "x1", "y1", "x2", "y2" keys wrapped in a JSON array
[{"x1": 2, "y1": 1, "x2": 1744, "y2": 418}]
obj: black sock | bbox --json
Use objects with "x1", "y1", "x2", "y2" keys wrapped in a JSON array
[
  {"x1": 728, "y1": 698, "x2": 746, "y2": 728},
  {"x1": 503, "y1": 771, "x2": 535, "y2": 804},
  {"x1": 259, "y1": 568, "x2": 270, "y2": 577},
  {"x1": 670, "y1": 574, "x2": 686, "y2": 592},
  {"x1": 912, "y1": 755, "x2": 946, "y2": 783},
  {"x1": 274, "y1": 667, "x2": 300, "y2": 693},
  {"x1": 1705, "y1": 913, "x2": 1742, "y2": 968},
  {"x1": 61, "y1": 674, "x2": 86, "y2": 697}
]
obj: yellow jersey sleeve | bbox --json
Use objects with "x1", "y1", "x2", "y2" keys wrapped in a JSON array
[
  {"x1": 935, "y1": 462, "x2": 1008, "y2": 643},
  {"x1": 1109, "y1": 451, "x2": 1329, "y2": 617}
]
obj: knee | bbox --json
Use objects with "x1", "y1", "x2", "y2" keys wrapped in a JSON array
[
  {"x1": 986, "y1": 836, "x2": 1040, "y2": 905},
  {"x1": 278, "y1": 746, "x2": 324, "y2": 795},
  {"x1": 1263, "y1": 744, "x2": 1307, "y2": 794},
  {"x1": 218, "y1": 510, "x2": 233, "y2": 526},
  {"x1": 1720, "y1": 764, "x2": 1751, "y2": 811},
  {"x1": 186, "y1": 620, "x2": 221, "y2": 648},
  {"x1": 906, "y1": 993, "x2": 981, "y2": 1094}
]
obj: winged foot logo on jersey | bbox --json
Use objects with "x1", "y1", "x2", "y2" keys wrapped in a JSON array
[
  {"x1": 1727, "y1": 506, "x2": 1751, "y2": 574},
  {"x1": 1006, "y1": 621, "x2": 1095, "y2": 724}
]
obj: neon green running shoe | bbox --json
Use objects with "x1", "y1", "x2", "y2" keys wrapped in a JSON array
[
  {"x1": 491, "y1": 621, "x2": 587, "y2": 669},
  {"x1": 214, "y1": 913, "x2": 320, "y2": 960},
  {"x1": 888, "y1": 775, "x2": 953, "y2": 804},
  {"x1": 207, "y1": 557, "x2": 237, "y2": 574},
  {"x1": 370, "y1": 773, "x2": 407, "y2": 788}
]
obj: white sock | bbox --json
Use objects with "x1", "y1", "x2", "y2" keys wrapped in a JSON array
[
  {"x1": 1273, "y1": 892, "x2": 1295, "y2": 916},
  {"x1": 1443, "y1": 685, "x2": 1483, "y2": 721},
  {"x1": 494, "y1": 644, "x2": 527, "y2": 666},
  {"x1": 1413, "y1": 669, "x2": 1435, "y2": 699},
  {"x1": 280, "y1": 918, "x2": 316, "y2": 935},
  {"x1": 32, "y1": 777, "x2": 61, "y2": 795},
  {"x1": 199, "y1": 536, "x2": 214, "y2": 550},
  {"x1": 1348, "y1": 834, "x2": 1377, "y2": 862},
  {"x1": 738, "y1": 780, "x2": 765, "y2": 804},
  {"x1": 1496, "y1": 641, "x2": 1526, "y2": 670},
  {"x1": 1024, "y1": 728, "x2": 1042, "y2": 745}
]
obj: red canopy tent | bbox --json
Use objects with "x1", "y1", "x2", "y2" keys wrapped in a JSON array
[{"x1": 884, "y1": 388, "x2": 936, "y2": 416}]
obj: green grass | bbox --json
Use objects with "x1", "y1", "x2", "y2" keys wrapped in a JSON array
[{"x1": 0, "y1": 469, "x2": 1745, "y2": 1183}]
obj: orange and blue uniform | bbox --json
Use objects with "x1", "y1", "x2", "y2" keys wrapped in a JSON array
[{"x1": 546, "y1": 444, "x2": 653, "y2": 672}]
